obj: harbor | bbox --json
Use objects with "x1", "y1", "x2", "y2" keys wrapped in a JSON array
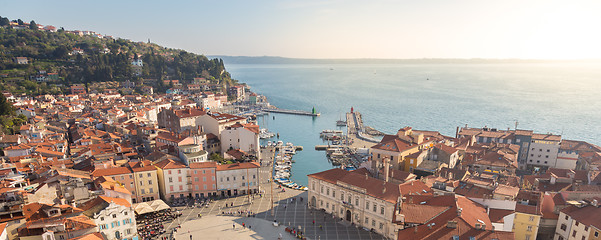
[
  {"x1": 314, "y1": 108, "x2": 384, "y2": 169},
  {"x1": 266, "y1": 141, "x2": 308, "y2": 191}
]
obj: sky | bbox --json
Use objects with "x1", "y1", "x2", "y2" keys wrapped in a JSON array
[{"x1": 2, "y1": 0, "x2": 601, "y2": 59}]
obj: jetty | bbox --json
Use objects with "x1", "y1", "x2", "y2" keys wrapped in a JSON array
[
  {"x1": 347, "y1": 110, "x2": 380, "y2": 143},
  {"x1": 315, "y1": 145, "x2": 343, "y2": 150},
  {"x1": 263, "y1": 107, "x2": 320, "y2": 116}
]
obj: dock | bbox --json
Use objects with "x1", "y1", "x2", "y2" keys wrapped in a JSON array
[
  {"x1": 263, "y1": 108, "x2": 320, "y2": 116},
  {"x1": 315, "y1": 145, "x2": 343, "y2": 150},
  {"x1": 347, "y1": 111, "x2": 380, "y2": 143}
]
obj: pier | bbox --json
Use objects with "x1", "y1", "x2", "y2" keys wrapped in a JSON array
[
  {"x1": 347, "y1": 111, "x2": 380, "y2": 143},
  {"x1": 315, "y1": 145, "x2": 343, "y2": 150},
  {"x1": 263, "y1": 108, "x2": 320, "y2": 116}
]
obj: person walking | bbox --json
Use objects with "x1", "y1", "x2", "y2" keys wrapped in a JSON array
[{"x1": 233, "y1": 223, "x2": 235, "y2": 229}]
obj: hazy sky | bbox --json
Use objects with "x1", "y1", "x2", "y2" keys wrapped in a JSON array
[{"x1": 2, "y1": 0, "x2": 601, "y2": 59}]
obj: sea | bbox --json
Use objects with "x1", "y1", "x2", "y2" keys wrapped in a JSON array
[{"x1": 226, "y1": 62, "x2": 601, "y2": 186}]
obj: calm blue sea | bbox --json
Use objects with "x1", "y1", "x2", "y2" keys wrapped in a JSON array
[{"x1": 226, "y1": 62, "x2": 601, "y2": 185}]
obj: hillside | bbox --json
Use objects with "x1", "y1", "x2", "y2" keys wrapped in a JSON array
[{"x1": 0, "y1": 17, "x2": 235, "y2": 95}]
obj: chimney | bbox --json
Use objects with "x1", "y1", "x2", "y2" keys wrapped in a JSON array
[
  {"x1": 384, "y1": 158, "x2": 391, "y2": 182},
  {"x1": 382, "y1": 187, "x2": 387, "y2": 194},
  {"x1": 446, "y1": 221, "x2": 458, "y2": 229},
  {"x1": 457, "y1": 207, "x2": 462, "y2": 217},
  {"x1": 414, "y1": 226, "x2": 418, "y2": 233},
  {"x1": 365, "y1": 173, "x2": 369, "y2": 180}
]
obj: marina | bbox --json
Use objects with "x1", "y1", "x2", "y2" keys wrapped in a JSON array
[{"x1": 266, "y1": 141, "x2": 308, "y2": 191}]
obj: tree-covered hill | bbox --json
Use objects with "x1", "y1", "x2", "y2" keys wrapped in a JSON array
[{"x1": 0, "y1": 17, "x2": 235, "y2": 95}]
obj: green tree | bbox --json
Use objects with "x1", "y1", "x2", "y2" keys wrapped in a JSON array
[
  {"x1": 0, "y1": 17, "x2": 9, "y2": 26},
  {"x1": 17, "y1": 19, "x2": 23, "y2": 25},
  {"x1": 0, "y1": 94, "x2": 13, "y2": 116},
  {"x1": 29, "y1": 20, "x2": 37, "y2": 30}
]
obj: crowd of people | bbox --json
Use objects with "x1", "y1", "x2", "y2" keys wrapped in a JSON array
[{"x1": 136, "y1": 209, "x2": 182, "y2": 240}]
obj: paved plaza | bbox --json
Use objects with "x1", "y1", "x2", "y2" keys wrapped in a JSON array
[{"x1": 156, "y1": 147, "x2": 385, "y2": 240}]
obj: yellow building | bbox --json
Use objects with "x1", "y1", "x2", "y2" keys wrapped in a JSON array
[
  {"x1": 403, "y1": 150, "x2": 426, "y2": 172},
  {"x1": 513, "y1": 204, "x2": 541, "y2": 240},
  {"x1": 589, "y1": 226, "x2": 601, "y2": 240},
  {"x1": 130, "y1": 160, "x2": 160, "y2": 203}
]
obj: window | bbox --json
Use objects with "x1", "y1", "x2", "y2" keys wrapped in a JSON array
[
  {"x1": 312, "y1": 182, "x2": 315, "y2": 190},
  {"x1": 115, "y1": 231, "x2": 120, "y2": 239},
  {"x1": 327, "y1": 188, "x2": 330, "y2": 195},
  {"x1": 194, "y1": 170, "x2": 197, "y2": 174},
  {"x1": 178, "y1": 169, "x2": 181, "y2": 174},
  {"x1": 321, "y1": 186, "x2": 324, "y2": 193},
  {"x1": 560, "y1": 224, "x2": 567, "y2": 231},
  {"x1": 379, "y1": 222, "x2": 383, "y2": 230},
  {"x1": 203, "y1": 177, "x2": 207, "y2": 182},
  {"x1": 326, "y1": 202, "x2": 329, "y2": 208},
  {"x1": 525, "y1": 236, "x2": 530, "y2": 240},
  {"x1": 341, "y1": 193, "x2": 345, "y2": 201},
  {"x1": 365, "y1": 217, "x2": 369, "y2": 224},
  {"x1": 372, "y1": 220, "x2": 375, "y2": 227},
  {"x1": 168, "y1": 177, "x2": 173, "y2": 183},
  {"x1": 233, "y1": 177, "x2": 236, "y2": 181},
  {"x1": 141, "y1": 189, "x2": 145, "y2": 194},
  {"x1": 126, "y1": 229, "x2": 132, "y2": 235},
  {"x1": 366, "y1": 201, "x2": 369, "y2": 210},
  {"x1": 195, "y1": 185, "x2": 199, "y2": 190},
  {"x1": 113, "y1": 214, "x2": 117, "y2": 218},
  {"x1": 204, "y1": 184, "x2": 207, "y2": 190},
  {"x1": 121, "y1": 176, "x2": 125, "y2": 180},
  {"x1": 227, "y1": 177, "x2": 230, "y2": 181},
  {"x1": 595, "y1": 232, "x2": 599, "y2": 237},
  {"x1": 332, "y1": 190, "x2": 335, "y2": 198},
  {"x1": 373, "y1": 204, "x2": 377, "y2": 212},
  {"x1": 194, "y1": 177, "x2": 199, "y2": 182},
  {"x1": 178, "y1": 176, "x2": 182, "y2": 182},
  {"x1": 565, "y1": 215, "x2": 569, "y2": 220},
  {"x1": 139, "y1": 181, "x2": 143, "y2": 186},
  {"x1": 576, "y1": 222, "x2": 579, "y2": 226},
  {"x1": 147, "y1": 173, "x2": 151, "y2": 177},
  {"x1": 356, "y1": 197, "x2": 359, "y2": 206},
  {"x1": 546, "y1": 155, "x2": 549, "y2": 158},
  {"x1": 253, "y1": 175, "x2": 256, "y2": 179},
  {"x1": 381, "y1": 206, "x2": 384, "y2": 215},
  {"x1": 179, "y1": 185, "x2": 183, "y2": 191},
  {"x1": 573, "y1": 230, "x2": 577, "y2": 237},
  {"x1": 203, "y1": 170, "x2": 206, "y2": 174},
  {"x1": 547, "y1": 149, "x2": 550, "y2": 152},
  {"x1": 242, "y1": 176, "x2": 245, "y2": 180},
  {"x1": 527, "y1": 225, "x2": 532, "y2": 231},
  {"x1": 149, "y1": 188, "x2": 153, "y2": 193},
  {"x1": 168, "y1": 170, "x2": 172, "y2": 174},
  {"x1": 170, "y1": 186, "x2": 174, "y2": 191},
  {"x1": 529, "y1": 216, "x2": 534, "y2": 221},
  {"x1": 139, "y1": 173, "x2": 143, "y2": 178}
]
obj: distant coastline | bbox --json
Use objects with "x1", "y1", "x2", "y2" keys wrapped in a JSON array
[{"x1": 210, "y1": 55, "x2": 601, "y2": 65}]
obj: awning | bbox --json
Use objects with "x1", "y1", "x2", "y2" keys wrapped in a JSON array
[{"x1": 133, "y1": 199, "x2": 170, "y2": 215}]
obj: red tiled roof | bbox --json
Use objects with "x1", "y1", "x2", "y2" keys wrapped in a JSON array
[
  {"x1": 154, "y1": 159, "x2": 187, "y2": 170},
  {"x1": 216, "y1": 162, "x2": 259, "y2": 171},
  {"x1": 92, "y1": 167, "x2": 131, "y2": 177},
  {"x1": 190, "y1": 162, "x2": 218, "y2": 169}
]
